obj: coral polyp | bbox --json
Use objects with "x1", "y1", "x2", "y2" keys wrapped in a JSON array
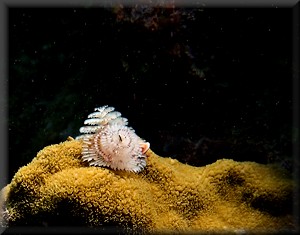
[{"x1": 76, "y1": 105, "x2": 150, "y2": 172}]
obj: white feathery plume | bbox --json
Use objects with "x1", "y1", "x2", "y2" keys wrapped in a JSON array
[{"x1": 76, "y1": 105, "x2": 150, "y2": 172}]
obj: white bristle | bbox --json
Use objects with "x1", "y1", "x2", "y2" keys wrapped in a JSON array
[
  {"x1": 88, "y1": 112, "x2": 104, "y2": 119},
  {"x1": 84, "y1": 118, "x2": 103, "y2": 125},
  {"x1": 94, "y1": 105, "x2": 108, "y2": 112},
  {"x1": 79, "y1": 126, "x2": 101, "y2": 134},
  {"x1": 109, "y1": 117, "x2": 128, "y2": 126}
]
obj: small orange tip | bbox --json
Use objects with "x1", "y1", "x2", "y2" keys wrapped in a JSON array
[{"x1": 140, "y1": 142, "x2": 150, "y2": 154}]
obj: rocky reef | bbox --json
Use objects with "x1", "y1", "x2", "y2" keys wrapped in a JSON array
[{"x1": 0, "y1": 138, "x2": 295, "y2": 233}]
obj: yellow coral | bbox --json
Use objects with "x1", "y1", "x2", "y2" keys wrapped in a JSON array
[{"x1": 1, "y1": 139, "x2": 295, "y2": 233}]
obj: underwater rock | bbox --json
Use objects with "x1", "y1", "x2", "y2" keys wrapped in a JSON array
[{"x1": 0, "y1": 139, "x2": 295, "y2": 233}]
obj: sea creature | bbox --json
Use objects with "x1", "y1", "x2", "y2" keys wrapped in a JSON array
[{"x1": 76, "y1": 105, "x2": 150, "y2": 172}]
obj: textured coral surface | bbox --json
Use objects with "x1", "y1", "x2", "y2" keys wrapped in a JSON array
[{"x1": 1, "y1": 139, "x2": 295, "y2": 233}]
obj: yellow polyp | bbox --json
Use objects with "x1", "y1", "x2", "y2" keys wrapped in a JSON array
[{"x1": 0, "y1": 139, "x2": 295, "y2": 233}]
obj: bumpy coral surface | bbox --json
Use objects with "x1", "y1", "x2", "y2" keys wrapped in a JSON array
[{"x1": 1, "y1": 138, "x2": 295, "y2": 233}]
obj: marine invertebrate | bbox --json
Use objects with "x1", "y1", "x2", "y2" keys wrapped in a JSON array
[
  {"x1": 0, "y1": 139, "x2": 295, "y2": 233},
  {"x1": 76, "y1": 105, "x2": 150, "y2": 172}
]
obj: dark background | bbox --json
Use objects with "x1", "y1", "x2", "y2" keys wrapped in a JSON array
[{"x1": 8, "y1": 6, "x2": 293, "y2": 180}]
